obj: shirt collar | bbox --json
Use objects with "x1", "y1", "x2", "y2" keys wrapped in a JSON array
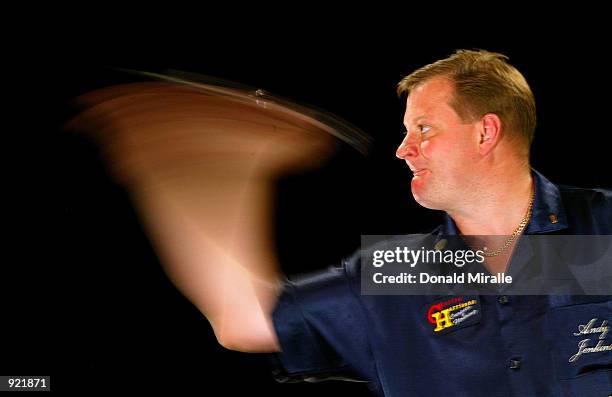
[{"x1": 437, "y1": 168, "x2": 568, "y2": 237}]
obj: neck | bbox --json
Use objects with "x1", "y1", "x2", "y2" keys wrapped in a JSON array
[{"x1": 448, "y1": 164, "x2": 533, "y2": 236}]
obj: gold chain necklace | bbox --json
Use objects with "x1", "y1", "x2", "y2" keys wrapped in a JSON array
[{"x1": 481, "y1": 184, "x2": 535, "y2": 257}]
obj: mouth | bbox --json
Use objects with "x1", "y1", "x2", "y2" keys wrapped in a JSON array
[{"x1": 411, "y1": 168, "x2": 428, "y2": 177}]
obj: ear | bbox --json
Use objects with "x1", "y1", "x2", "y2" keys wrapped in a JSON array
[{"x1": 478, "y1": 113, "x2": 502, "y2": 156}]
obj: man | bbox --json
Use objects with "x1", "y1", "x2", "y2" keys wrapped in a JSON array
[
  {"x1": 71, "y1": 50, "x2": 612, "y2": 396},
  {"x1": 236, "y1": 50, "x2": 611, "y2": 396}
]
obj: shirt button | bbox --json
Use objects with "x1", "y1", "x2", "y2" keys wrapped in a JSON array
[
  {"x1": 497, "y1": 295, "x2": 509, "y2": 304},
  {"x1": 509, "y1": 358, "x2": 521, "y2": 369}
]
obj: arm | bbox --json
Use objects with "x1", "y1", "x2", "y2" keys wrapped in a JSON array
[
  {"x1": 131, "y1": 177, "x2": 282, "y2": 352},
  {"x1": 68, "y1": 82, "x2": 336, "y2": 353}
]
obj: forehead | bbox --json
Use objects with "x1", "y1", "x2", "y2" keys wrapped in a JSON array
[{"x1": 403, "y1": 77, "x2": 457, "y2": 124}]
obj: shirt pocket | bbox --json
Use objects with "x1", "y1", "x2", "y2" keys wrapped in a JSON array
[{"x1": 545, "y1": 297, "x2": 612, "y2": 395}]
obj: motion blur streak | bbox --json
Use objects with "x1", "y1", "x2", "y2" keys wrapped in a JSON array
[{"x1": 66, "y1": 74, "x2": 370, "y2": 341}]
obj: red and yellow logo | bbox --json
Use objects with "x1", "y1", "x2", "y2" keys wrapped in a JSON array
[{"x1": 427, "y1": 297, "x2": 479, "y2": 332}]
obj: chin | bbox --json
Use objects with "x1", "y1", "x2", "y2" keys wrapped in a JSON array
[
  {"x1": 411, "y1": 187, "x2": 445, "y2": 210},
  {"x1": 415, "y1": 198, "x2": 441, "y2": 210},
  {"x1": 411, "y1": 191, "x2": 435, "y2": 210}
]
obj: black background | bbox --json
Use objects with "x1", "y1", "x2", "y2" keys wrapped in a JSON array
[{"x1": 5, "y1": 15, "x2": 611, "y2": 395}]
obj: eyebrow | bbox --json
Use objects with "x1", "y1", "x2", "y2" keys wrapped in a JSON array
[{"x1": 403, "y1": 116, "x2": 428, "y2": 128}]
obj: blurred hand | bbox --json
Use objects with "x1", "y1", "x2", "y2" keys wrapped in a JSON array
[{"x1": 68, "y1": 82, "x2": 337, "y2": 189}]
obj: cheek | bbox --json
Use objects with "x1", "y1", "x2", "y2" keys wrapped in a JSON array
[
  {"x1": 419, "y1": 138, "x2": 449, "y2": 161},
  {"x1": 421, "y1": 137, "x2": 472, "y2": 165},
  {"x1": 419, "y1": 139, "x2": 434, "y2": 159}
]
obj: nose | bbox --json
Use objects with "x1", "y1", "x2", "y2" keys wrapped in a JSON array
[{"x1": 395, "y1": 131, "x2": 419, "y2": 160}]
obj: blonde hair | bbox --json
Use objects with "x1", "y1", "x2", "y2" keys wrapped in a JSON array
[{"x1": 397, "y1": 49, "x2": 536, "y2": 152}]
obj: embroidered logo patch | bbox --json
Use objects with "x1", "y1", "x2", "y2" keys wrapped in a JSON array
[{"x1": 424, "y1": 296, "x2": 481, "y2": 335}]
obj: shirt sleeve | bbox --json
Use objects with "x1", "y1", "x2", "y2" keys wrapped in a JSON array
[{"x1": 266, "y1": 253, "x2": 377, "y2": 385}]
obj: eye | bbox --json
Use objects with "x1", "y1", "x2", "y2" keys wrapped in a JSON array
[{"x1": 418, "y1": 124, "x2": 431, "y2": 134}]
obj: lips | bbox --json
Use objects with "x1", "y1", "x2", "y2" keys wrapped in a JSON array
[{"x1": 411, "y1": 168, "x2": 428, "y2": 176}]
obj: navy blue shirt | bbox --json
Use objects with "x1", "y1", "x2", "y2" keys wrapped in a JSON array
[{"x1": 269, "y1": 170, "x2": 612, "y2": 396}]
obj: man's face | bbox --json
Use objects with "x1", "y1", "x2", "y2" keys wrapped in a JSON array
[{"x1": 396, "y1": 77, "x2": 481, "y2": 211}]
